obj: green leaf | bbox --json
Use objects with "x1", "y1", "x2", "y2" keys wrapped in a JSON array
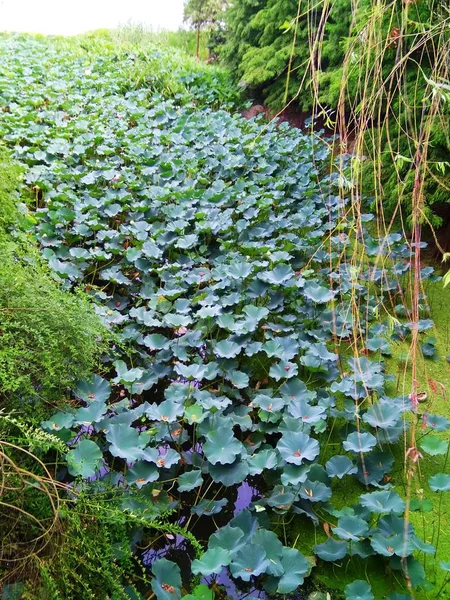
[
  {"x1": 277, "y1": 431, "x2": 319, "y2": 465},
  {"x1": 151, "y1": 559, "x2": 181, "y2": 600},
  {"x1": 126, "y1": 461, "x2": 159, "y2": 488},
  {"x1": 191, "y1": 498, "x2": 228, "y2": 516},
  {"x1": 360, "y1": 491, "x2": 405, "y2": 515},
  {"x1": 429, "y1": 473, "x2": 450, "y2": 491},
  {"x1": 181, "y1": 585, "x2": 214, "y2": 600},
  {"x1": 343, "y1": 431, "x2": 377, "y2": 453},
  {"x1": 203, "y1": 426, "x2": 244, "y2": 465},
  {"x1": 362, "y1": 401, "x2": 400, "y2": 429},
  {"x1": 174, "y1": 363, "x2": 207, "y2": 380},
  {"x1": 228, "y1": 370, "x2": 249, "y2": 388},
  {"x1": 299, "y1": 480, "x2": 332, "y2": 503},
  {"x1": 209, "y1": 458, "x2": 249, "y2": 486},
  {"x1": 209, "y1": 525, "x2": 245, "y2": 553},
  {"x1": 259, "y1": 263, "x2": 295, "y2": 285},
  {"x1": 177, "y1": 470, "x2": 203, "y2": 492},
  {"x1": 344, "y1": 580, "x2": 374, "y2": 600},
  {"x1": 269, "y1": 360, "x2": 298, "y2": 381},
  {"x1": 164, "y1": 313, "x2": 192, "y2": 327},
  {"x1": 74, "y1": 375, "x2": 111, "y2": 403},
  {"x1": 229, "y1": 544, "x2": 269, "y2": 581},
  {"x1": 67, "y1": 439, "x2": 103, "y2": 478},
  {"x1": 227, "y1": 262, "x2": 253, "y2": 279},
  {"x1": 42, "y1": 411, "x2": 74, "y2": 432},
  {"x1": 332, "y1": 515, "x2": 369, "y2": 541},
  {"x1": 326, "y1": 455, "x2": 357, "y2": 478},
  {"x1": 303, "y1": 283, "x2": 335, "y2": 303},
  {"x1": 74, "y1": 401, "x2": 107, "y2": 425},
  {"x1": 247, "y1": 448, "x2": 278, "y2": 475},
  {"x1": 214, "y1": 339, "x2": 242, "y2": 358},
  {"x1": 114, "y1": 360, "x2": 144, "y2": 384},
  {"x1": 276, "y1": 547, "x2": 310, "y2": 593},
  {"x1": 184, "y1": 404, "x2": 204, "y2": 424},
  {"x1": 443, "y1": 269, "x2": 450, "y2": 288},
  {"x1": 314, "y1": 538, "x2": 347, "y2": 561},
  {"x1": 191, "y1": 548, "x2": 231, "y2": 576},
  {"x1": 106, "y1": 424, "x2": 146, "y2": 461},
  {"x1": 242, "y1": 304, "x2": 269, "y2": 323},
  {"x1": 142, "y1": 334, "x2": 169, "y2": 350},
  {"x1": 420, "y1": 435, "x2": 449, "y2": 456},
  {"x1": 366, "y1": 337, "x2": 392, "y2": 355}
]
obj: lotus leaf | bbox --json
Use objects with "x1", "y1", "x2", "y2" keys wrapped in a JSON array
[
  {"x1": 74, "y1": 401, "x2": 107, "y2": 425},
  {"x1": 151, "y1": 559, "x2": 181, "y2": 600},
  {"x1": 344, "y1": 580, "x2": 374, "y2": 600},
  {"x1": 209, "y1": 525, "x2": 245, "y2": 554},
  {"x1": 314, "y1": 538, "x2": 347, "y2": 561},
  {"x1": 360, "y1": 491, "x2": 406, "y2": 515},
  {"x1": 429, "y1": 473, "x2": 450, "y2": 492},
  {"x1": 203, "y1": 426, "x2": 244, "y2": 465},
  {"x1": 191, "y1": 498, "x2": 228, "y2": 517},
  {"x1": 74, "y1": 375, "x2": 111, "y2": 403},
  {"x1": 326, "y1": 455, "x2": 357, "y2": 478},
  {"x1": 277, "y1": 431, "x2": 319, "y2": 464},
  {"x1": 362, "y1": 401, "x2": 400, "y2": 429},
  {"x1": 259, "y1": 264, "x2": 295, "y2": 285},
  {"x1": 209, "y1": 458, "x2": 249, "y2": 486},
  {"x1": 191, "y1": 548, "x2": 231, "y2": 576},
  {"x1": 276, "y1": 547, "x2": 310, "y2": 593},
  {"x1": 214, "y1": 340, "x2": 242, "y2": 359},
  {"x1": 67, "y1": 439, "x2": 103, "y2": 478},
  {"x1": 303, "y1": 283, "x2": 335, "y2": 303},
  {"x1": 420, "y1": 435, "x2": 449, "y2": 456},
  {"x1": 343, "y1": 431, "x2": 377, "y2": 453},
  {"x1": 229, "y1": 544, "x2": 269, "y2": 581},
  {"x1": 299, "y1": 480, "x2": 332, "y2": 502},
  {"x1": 126, "y1": 461, "x2": 159, "y2": 488},
  {"x1": 106, "y1": 424, "x2": 147, "y2": 461},
  {"x1": 332, "y1": 515, "x2": 369, "y2": 541}
]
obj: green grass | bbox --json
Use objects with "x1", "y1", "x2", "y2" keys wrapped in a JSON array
[{"x1": 110, "y1": 24, "x2": 211, "y2": 59}]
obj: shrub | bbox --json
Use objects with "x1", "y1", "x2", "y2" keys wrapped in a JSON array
[{"x1": 0, "y1": 150, "x2": 108, "y2": 406}]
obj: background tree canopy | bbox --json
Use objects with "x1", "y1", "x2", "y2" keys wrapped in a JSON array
[{"x1": 184, "y1": 0, "x2": 227, "y2": 56}]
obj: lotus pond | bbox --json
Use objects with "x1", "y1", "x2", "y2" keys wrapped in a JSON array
[{"x1": 0, "y1": 33, "x2": 449, "y2": 600}]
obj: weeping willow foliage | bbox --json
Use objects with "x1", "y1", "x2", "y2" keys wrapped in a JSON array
[{"x1": 223, "y1": 0, "x2": 450, "y2": 232}]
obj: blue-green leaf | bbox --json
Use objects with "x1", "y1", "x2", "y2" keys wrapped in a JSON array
[
  {"x1": 67, "y1": 439, "x2": 103, "y2": 478},
  {"x1": 344, "y1": 580, "x2": 374, "y2": 600}
]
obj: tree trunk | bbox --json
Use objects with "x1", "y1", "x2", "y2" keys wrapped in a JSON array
[{"x1": 196, "y1": 25, "x2": 200, "y2": 58}]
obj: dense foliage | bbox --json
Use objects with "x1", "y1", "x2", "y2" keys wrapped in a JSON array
[
  {"x1": 222, "y1": 0, "x2": 353, "y2": 111},
  {"x1": 184, "y1": 0, "x2": 227, "y2": 57},
  {"x1": 221, "y1": 0, "x2": 450, "y2": 231},
  {"x1": 0, "y1": 33, "x2": 449, "y2": 600},
  {"x1": 0, "y1": 149, "x2": 107, "y2": 404}
]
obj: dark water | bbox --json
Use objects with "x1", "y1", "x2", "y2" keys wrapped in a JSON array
[
  {"x1": 140, "y1": 480, "x2": 313, "y2": 599},
  {"x1": 142, "y1": 480, "x2": 268, "y2": 599}
]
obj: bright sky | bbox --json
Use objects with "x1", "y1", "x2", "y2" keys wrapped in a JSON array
[{"x1": 0, "y1": 0, "x2": 185, "y2": 35}]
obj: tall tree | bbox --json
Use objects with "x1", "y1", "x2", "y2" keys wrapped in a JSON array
[{"x1": 184, "y1": 0, "x2": 227, "y2": 58}]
